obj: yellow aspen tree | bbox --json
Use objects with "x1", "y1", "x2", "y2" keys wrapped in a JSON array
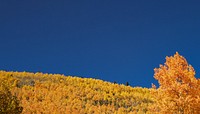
[{"x1": 151, "y1": 52, "x2": 200, "y2": 114}]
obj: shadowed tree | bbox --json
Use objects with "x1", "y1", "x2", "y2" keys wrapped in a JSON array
[
  {"x1": 0, "y1": 75, "x2": 23, "y2": 114},
  {"x1": 125, "y1": 82, "x2": 129, "y2": 86}
]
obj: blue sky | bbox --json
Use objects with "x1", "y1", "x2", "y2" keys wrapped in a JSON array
[{"x1": 1, "y1": 0, "x2": 200, "y2": 87}]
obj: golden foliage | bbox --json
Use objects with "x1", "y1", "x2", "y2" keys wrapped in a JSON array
[
  {"x1": 151, "y1": 52, "x2": 200, "y2": 114},
  {"x1": 0, "y1": 71, "x2": 153, "y2": 114},
  {"x1": 0, "y1": 74, "x2": 23, "y2": 114},
  {"x1": 2, "y1": 52, "x2": 200, "y2": 113}
]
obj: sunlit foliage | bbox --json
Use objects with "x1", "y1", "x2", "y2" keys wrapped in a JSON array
[
  {"x1": 1, "y1": 52, "x2": 199, "y2": 113},
  {"x1": 0, "y1": 71, "x2": 153, "y2": 114},
  {"x1": 151, "y1": 52, "x2": 200, "y2": 114}
]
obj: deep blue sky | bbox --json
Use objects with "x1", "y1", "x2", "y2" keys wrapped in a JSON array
[{"x1": 1, "y1": 0, "x2": 200, "y2": 87}]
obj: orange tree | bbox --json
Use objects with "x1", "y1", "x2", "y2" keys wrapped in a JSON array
[{"x1": 151, "y1": 52, "x2": 200, "y2": 114}]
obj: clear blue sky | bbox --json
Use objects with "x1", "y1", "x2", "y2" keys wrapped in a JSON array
[{"x1": 1, "y1": 0, "x2": 200, "y2": 87}]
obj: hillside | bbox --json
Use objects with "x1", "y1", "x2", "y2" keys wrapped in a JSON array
[
  {"x1": 0, "y1": 71, "x2": 153, "y2": 114},
  {"x1": 1, "y1": 53, "x2": 200, "y2": 113}
]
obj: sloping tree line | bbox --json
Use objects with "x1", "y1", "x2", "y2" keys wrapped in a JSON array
[{"x1": 0, "y1": 52, "x2": 200, "y2": 113}]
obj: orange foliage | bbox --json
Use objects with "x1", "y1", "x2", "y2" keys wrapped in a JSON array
[
  {"x1": 0, "y1": 71, "x2": 153, "y2": 114},
  {"x1": 2, "y1": 52, "x2": 200, "y2": 113},
  {"x1": 151, "y1": 52, "x2": 200, "y2": 114}
]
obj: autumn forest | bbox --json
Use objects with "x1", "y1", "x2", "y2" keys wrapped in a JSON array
[{"x1": 1, "y1": 52, "x2": 200, "y2": 114}]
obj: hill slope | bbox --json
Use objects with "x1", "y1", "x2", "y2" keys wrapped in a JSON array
[{"x1": 0, "y1": 71, "x2": 153, "y2": 114}]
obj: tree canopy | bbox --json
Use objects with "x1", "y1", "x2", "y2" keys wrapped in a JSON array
[{"x1": 151, "y1": 52, "x2": 200, "y2": 114}]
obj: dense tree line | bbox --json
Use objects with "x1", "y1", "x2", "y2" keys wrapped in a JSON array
[{"x1": 1, "y1": 52, "x2": 200, "y2": 113}]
